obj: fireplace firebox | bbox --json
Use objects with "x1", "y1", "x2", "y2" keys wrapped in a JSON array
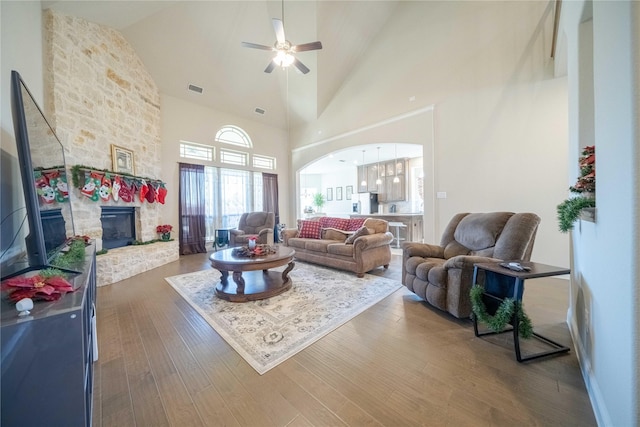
[{"x1": 100, "y1": 207, "x2": 135, "y2": 249}]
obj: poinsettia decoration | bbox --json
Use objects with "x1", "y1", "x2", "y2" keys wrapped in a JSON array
[
  {"x1": 569, "y1": 145, "x2": 595, "y2": 193},
  {"x1": 1, "y1": 274, "x2": 74, "y2": 303},
  {"x1": 156, "y1": 224, "x2": 173, "y2": 234}
]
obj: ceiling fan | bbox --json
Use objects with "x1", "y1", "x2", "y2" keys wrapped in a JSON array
[{"x1": 241, "y1": 12, "x2": 322, "y2": 75}]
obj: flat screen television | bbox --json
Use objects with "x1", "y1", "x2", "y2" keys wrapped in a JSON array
[{"x1": 0, "y1": 70, "x2": 76, "y2": 280}]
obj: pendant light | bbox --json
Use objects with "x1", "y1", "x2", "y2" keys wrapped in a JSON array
[
  {"x1": 393, "y1": 144, "x2": 400, "y2": 183},
  {"x1": 360, "y1": 150, "x2": 367, "y2": 187},
  {"x1": 375, "y1": 146, "x2": 382, "y2": 186}
]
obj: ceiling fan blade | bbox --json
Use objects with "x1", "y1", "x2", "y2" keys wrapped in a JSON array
[
  {"x1": 292, "y1": 57, "x2": 310, "y2": 74},
  {"x1": 272, "y1": 18, "x2": 286, "y2": 45},
  {"x1": 241, "y1": 41, "x2": 274, "y2": 51},
  {"x1": 292, "y1": 41, "x2": 323, "y2": 52},
  {"x1": 264, "y1": 61, "x2": 276, "y2": 73}
]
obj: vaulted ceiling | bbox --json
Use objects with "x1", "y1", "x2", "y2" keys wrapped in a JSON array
[{"x1": 43, "y1": 1, "x2": 400, "y2": 130}]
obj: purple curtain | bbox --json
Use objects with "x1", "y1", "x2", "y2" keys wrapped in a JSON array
[
  {"x1": 262, "y1": 173, "x2": 279, "y2": 225},
  {"x1": 179, "y1": 163, "x2": 207, "y2": 255}
]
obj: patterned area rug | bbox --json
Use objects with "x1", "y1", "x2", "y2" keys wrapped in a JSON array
[{"x1": 165, "y1": 263, "x2": 401, "y2": 375}]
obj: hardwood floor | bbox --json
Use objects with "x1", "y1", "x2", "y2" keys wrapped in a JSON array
[{"x1": 92, "y1": 251, "x2": 596, "y2": 426}]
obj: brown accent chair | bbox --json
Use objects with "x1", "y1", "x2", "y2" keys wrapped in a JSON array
[
  {"x1": 402, "y1": 212, "x2": 540, "y2": 319},
  {"x1": 229, "y1": 211, "x2": 275, "y2": 246}
]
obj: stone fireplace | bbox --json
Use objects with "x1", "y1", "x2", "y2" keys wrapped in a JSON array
[
  {"x1": 100, "y1": 206, "x2": 135, "y2": 249},
  {"x1": 45, "y1": 10, "x2": 179, "y2": 286}
]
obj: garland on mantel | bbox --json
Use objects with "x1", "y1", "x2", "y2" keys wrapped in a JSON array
[
  {"x1": 70, "y1": 165, "x2": 167, "y2": 204},
  {"x1": 470, "y1": 285, "x2": 533, "y2": 339}
]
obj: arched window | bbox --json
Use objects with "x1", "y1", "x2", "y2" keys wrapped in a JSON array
[{"x1": 215, "y1": 125, "x2": 252, "y2": 148}]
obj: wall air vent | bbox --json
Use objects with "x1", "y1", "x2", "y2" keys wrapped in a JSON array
[
  {"x1": 188, "y1": 84, "x2": 203, "y2": 94},
  {"x1": 254, "y1": 107, "x2": 266, "y2": 115}
]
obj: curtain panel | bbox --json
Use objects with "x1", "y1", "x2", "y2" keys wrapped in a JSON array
[
  {"x1": 262, "y1": 173, "x2": 279, "y2": 225},
  {"x1": 179, "y1": 163, "x2": 207, "y2": 255}
]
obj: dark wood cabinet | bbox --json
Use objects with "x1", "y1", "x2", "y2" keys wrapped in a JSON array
[{"x1": 1, "y1": 243, "x2": 97, "y2": 427}]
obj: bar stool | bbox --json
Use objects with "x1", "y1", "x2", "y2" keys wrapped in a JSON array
[{"x1": 388, "y1": 221, "x2": 407, "y2": 248}]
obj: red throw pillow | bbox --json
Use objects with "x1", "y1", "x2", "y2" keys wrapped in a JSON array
[
  {"x1": 320, "y1": 217, "x2": 350, "y2": 230},
  {"x1": 299, "y1": 220, "x2": 322, "y2": 239},
  {"x1": 347, "y1": 218, "x2": 366, "y2": 231}
]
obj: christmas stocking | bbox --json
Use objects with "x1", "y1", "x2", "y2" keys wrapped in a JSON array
[
  {"x1": 138, "y1": 179, "x2": 149, "y2": 202},
  {"x1": 56, "y1": 171, "x2": 69, "y2": 202},
  {"x1": 119, "y1": 178, "x2": 134, "y2": 203},
  {"x1": 35, "y1": 172, "x2": 56, "y2": 204},
  {"x1": 45, "y1": 170, "x2": 64, "y2": 203},
  {"x1": 81, "y1": 171, "x2": 101, "y2": 201},
  {"x1": 145, "y1": 181, "x2": 156, "y2": 203},
  {"x1": 157, "y1": 182, "x2": 167, "y2": 204},
  {"x1": 99, "y1": 175, "x2": 112, "y2": 202},
  {"x1": 112, "y1": 176, "x2": 121, "y2": 202}
]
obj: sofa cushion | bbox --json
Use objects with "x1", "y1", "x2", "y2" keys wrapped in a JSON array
[
  {"x1": 327, "y1": 243, "x2": 354, "y2": 256},
  {"x1": 363, "y1": 218, "x2": 388, "y2": 234},
  {"x1": 345, "y1": 226, "x2": 369, "y2": 244},
  {"x1": 453, "y1": 212, "x2": 511, "y2": 250},
  {"x1": 299, "y1": 220, "x2": 322, "y2": 239},
  {"x1": 304, "y1": 239, "x2": 333, "y2": 252},
  {"x1": 323, "y1": 228, "x2": 349, "y2": 241}
]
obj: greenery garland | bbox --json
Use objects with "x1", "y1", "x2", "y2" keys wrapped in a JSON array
[
  {"x1": 470, "y1": 285, "x2": 533, "y2": 339},
  {"x1": 70, "y1": 164, "x2": 164, "y2": 189},
  {"x1": 556, "y1": 196, "x2": 596, "y2": 233},
  {"x1": 50, "y1": 238, "x2": 87, "y2": 269}
]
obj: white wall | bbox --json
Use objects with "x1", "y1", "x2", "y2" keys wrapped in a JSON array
[
  {"x1": 160, "y1": 94, "x2": 291, "y2": 230},
  {"x1": 561, "y1": 1, "x2": 639, "y2": 425},
  {"x1": 0, "y1": 1, "x2": 44, "y2": 264},
  {"x1": 290, "y1": 1, "x2": 569, "y2": 268}
]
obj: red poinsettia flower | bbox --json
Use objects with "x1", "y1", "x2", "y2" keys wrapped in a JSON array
[
  {"x1": 156, "y1": 224, "x2": 173, "y2": 233},
  {"x1": 1, "y1": 275, "x2": 74, "y2": 303}
]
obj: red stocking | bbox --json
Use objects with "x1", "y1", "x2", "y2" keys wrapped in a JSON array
[
  {"x1": 138, "y1": 179, "x2": 149, "y2": 202},
  {"x1": 157, "y1": 182, "x2": 167, "y2": 204}
]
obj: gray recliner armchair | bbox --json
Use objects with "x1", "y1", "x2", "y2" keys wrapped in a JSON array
[
  {"x1": 229, "y1": 211, "x2": 275, "y2": 246},
  {"x1": 402, "y1": 212, "x2": 540, "y2": 319}
]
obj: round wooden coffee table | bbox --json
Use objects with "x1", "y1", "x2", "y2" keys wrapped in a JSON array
[{"x1": 209, "y1": 246, "x2": 295, "y2": 302}]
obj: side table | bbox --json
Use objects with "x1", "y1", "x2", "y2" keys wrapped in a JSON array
[
  {"x1": 472, "y1": 261, "x2": 571, "y2": 362},
  {"x1": 214, "y1": 227, "x2": 233, "y2": 251}
]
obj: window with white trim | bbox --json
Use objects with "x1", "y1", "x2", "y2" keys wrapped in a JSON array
[
  {"x1": 215, "y1": 125, "x2": 253, "y2": 148},
  {"x1": 219, "y1": 148, "x2": 248, "y2": 166},
  {"x1": 179, "y1": 140, "x2": 214, "y2": 162},
  {"x1": 252, "y1": 154, "x2": 276, "y2": 170}
]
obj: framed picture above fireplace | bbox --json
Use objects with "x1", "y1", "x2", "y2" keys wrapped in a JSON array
[{"x1": 111, "y1": 144, "x2": 135, "y2": 175}]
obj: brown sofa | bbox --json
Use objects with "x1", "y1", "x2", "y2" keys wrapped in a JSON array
[
  {"x1": 402, "y1": 212, "x2": 540, "y2": 319},
  {"x1": 282, "y1": 217, "x2": 394, "y2": 277}
]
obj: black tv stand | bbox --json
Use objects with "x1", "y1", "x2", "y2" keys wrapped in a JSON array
[{"x1": 1, "y1": 243, "x2": 97, "y2": 426}]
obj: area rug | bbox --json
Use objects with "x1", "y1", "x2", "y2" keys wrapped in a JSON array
[{"x1": 165, "y1": 263, "x2": 401, "y2": 375}]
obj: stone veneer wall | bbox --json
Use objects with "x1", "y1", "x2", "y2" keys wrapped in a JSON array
[{"x1": 43, "y1": 10, "x2": 178, "y2": 285}]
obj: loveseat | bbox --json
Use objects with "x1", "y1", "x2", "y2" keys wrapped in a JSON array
[
  {"x1": 402, "y1": 212, "x2": 540, "y2": 318},
  {"x1": 282, "y1": 217, "x2": 394, "y2": 277}
]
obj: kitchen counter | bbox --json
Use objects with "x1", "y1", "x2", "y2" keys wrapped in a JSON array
[{"x1": 350, "y1": 213, "x2": 423, "y2": 243}]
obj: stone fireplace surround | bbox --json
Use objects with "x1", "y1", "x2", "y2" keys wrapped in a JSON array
[{"x1": 45, "y1": 10, "x2": 179, "y2": 286}]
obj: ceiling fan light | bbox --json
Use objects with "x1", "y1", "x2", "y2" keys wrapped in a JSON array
[{"x1": 273, "y1": 50, "x2": 294, "y2": 67}]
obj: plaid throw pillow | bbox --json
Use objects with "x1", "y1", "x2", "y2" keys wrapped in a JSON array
[{"x1": 299, "y1": 220, "x2": 322, "y2": 239}]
